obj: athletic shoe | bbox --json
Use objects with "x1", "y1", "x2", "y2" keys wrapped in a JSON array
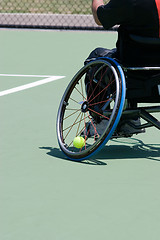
[
  {"x1": 81, "y1": 119, "x2": 109, "y2": 138},
  {"x1": 118, "y1": 118, "x2": 145, "y2": 135}
]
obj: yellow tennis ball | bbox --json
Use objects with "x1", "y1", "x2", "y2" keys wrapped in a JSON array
[{"x1": 73, "y1": 136, "x2": 85, "y2": 148}]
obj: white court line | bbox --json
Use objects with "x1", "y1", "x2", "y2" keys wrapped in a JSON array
[
  {"x1": 0, "y1": 75, "x2": 65, "y2": 97},
  {"x1": 0, "y1": 74, "x2": 55, "y2": 78}
]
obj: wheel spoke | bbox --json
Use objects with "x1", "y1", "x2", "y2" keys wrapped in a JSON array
[
  {"x1": 87, "y1": 65, "x2": 108, "y2": 102},
  {"x1": 69, "y1": 97, "x2": 81, "y2": 105},
  {"x1": 64, "y1": 108, "x2": 81, "y2": 120},
  {"x1": 87, "y1": 112, "x2": 100, "y2": 138},
  {"x1": 88, "y1": 107, "x2": 109, "y2": 120},
  {"x1": 89, "y1": 98, "x2": 112, "y2": 107},
  {"x1": 88, "y1": 79, "x2": 115, "y2": 104},
  {"x1": 74, "y1": 86, "x2": 87, "y2": 101},
  {"x1": 63, "y1": 114, "x2": 89, "y2": 133},
  {"x1": 63, "y1": 111, "x2": 82, "y2": 140},
  {"x1": 76, "y1": 112, "x2": 83, "y2": 136}
]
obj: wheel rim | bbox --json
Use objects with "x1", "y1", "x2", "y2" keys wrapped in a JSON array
[{"x1": 57, "y1": 59, "x2": 125, "y2": 160}]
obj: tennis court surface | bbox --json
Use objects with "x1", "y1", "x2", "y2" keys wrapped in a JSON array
[{"x1": 1, "y1": 29, "x2": 160, "y2": 240}]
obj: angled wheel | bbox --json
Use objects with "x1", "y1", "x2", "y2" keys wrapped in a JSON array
[{"x1": 56, "y1": 58, "x2": 126, "y2": 160}]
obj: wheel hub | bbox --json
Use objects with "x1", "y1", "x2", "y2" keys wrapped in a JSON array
[{"x1": 81, "y1": 101, "x2": 89, "y2": 113}]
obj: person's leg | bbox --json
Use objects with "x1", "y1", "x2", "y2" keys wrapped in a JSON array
[
  {"x1": 82, "y1": 48, "x2": 117, "y2": 137},
  {"x1": 84, "y1": 47, "x2": 117, "y2": 65},
  {"x1": 83, "y1": 48, "x2": 145, "y2": 137}
]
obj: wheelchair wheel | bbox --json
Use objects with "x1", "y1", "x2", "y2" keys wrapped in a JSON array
[{"x1": 56, "y1": 58, "x2": 126, "y2": 160}]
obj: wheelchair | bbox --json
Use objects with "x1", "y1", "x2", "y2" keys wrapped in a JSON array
[{"x1": 56, "y1": 35, "x2": 160, "y2": 161}]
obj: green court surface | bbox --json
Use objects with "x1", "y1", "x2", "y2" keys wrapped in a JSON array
[{"x1": 0, "y1": 29, "x2": 160, "y2": 240}]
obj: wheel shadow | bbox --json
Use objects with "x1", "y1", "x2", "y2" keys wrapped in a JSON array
[
  {"x1": 40, "y1": 138, "x2": 160, "y2": 165},
  {"x1": 39, "y1": 146, "x2": 107, "y2": 165},
  {"x1": 98, "y1": 138, "x2": 160, "y2": 161}
]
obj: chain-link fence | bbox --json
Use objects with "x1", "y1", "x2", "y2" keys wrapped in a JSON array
[{"x1": 0, "y1": 0, "x2": 105, "y2": 29}]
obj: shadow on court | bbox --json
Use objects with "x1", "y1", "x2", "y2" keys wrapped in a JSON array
[
  {"x1": 39, "y1": 146, "x2": 107, "y2": 165},
  {"x1": 99, "y1": 141, "x2": 160, "y2": 161},
  {"x1": 40, "y1": 138, "x2": 160, "y2": 164}
]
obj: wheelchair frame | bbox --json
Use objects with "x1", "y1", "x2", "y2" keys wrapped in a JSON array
[
  {"x1": 56, "y1": 57, "x2": 160, "y2": 161},
  {"x1": 110, "y1": 65, "x2": 160, "y2": 133}
]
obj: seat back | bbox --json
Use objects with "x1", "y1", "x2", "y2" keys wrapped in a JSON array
[
  {"x1": 119, "y1": 34, "x2": 160, "y2": 67},
  {"x1": 125, "y1": 69, "x2": 160, "y2": 103},
  {"x1": 118, "y1": 34, "x2": 160, "y2": 102}
]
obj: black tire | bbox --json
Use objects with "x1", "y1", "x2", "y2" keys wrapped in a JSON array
[{"x1": 56, "y1": 58, "x2": 126, "y2": 160}]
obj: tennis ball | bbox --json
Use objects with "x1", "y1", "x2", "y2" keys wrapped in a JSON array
[{"x1": 73, "y1": 136, "x2": 85, "y2": 148}]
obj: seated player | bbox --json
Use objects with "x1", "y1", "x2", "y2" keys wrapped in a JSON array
[{"x1": 84, "y1": 0, "x2": 160, "y2": 136}]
